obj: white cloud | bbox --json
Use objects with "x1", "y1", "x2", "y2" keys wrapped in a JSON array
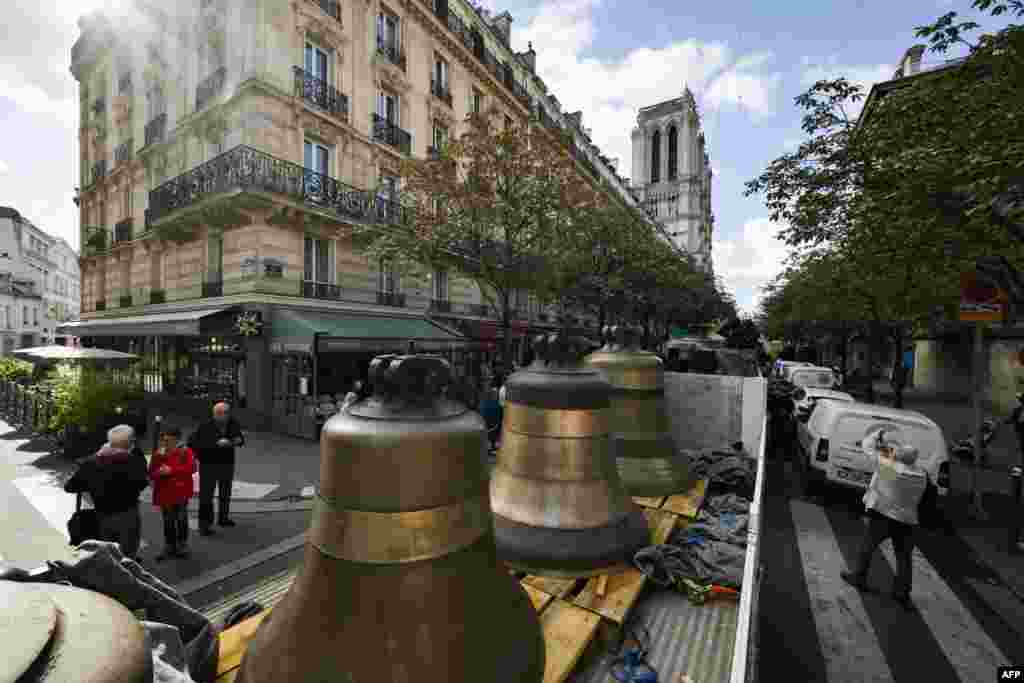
[
  {"x1": 511, "y1": 0, "x2": 783, "y2": 181},
  {"x1": 799, "y1": 56, "x2": 894, "y2": 118},
  {"x1": 712, "y1": 217, "x2": 790, "y2": 316}
]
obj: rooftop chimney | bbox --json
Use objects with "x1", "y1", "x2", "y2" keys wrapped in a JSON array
[
  {"x1": 901, "y1": 44, "x2": 926, "y2": 76},
  {"x1": 491, "y1": 11, "x2": 513, "y2": 45}
]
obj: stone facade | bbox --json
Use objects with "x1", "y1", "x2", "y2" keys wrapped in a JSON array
[{"x1": 630, "y1": 87, "x2": 714, "y2": 272}]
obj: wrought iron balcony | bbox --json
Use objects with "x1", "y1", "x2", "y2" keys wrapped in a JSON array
[
  {"x1": 118, "y1": 74, "x2": 132, "y2": 94},
  {"x1": 371, "y1": 114, "x2": 411, "y2": 155},
  {"x1": 430, "y1": 79, "x2": 452, "y2": 107},
  {"x1": 91, "y1": 159, "x2": 107, "y2": 185},
  {"x1": 144, "y1": 113, "x2": 166, "y2": 146},
  {"x1": 119, "y1": 295, "x2": 133, "y2": 308},
  {"x1": 150, "y1": 289, "x2": 166, "y2": 304},
  {"x1": 309, "y1": 0, "x2": 341, "y2": 21},
  {"x1": 293, "y1": 67, "x2": 349, "y2": 121},
  {"x1": 202, "y1": 280, "x2": 223, "y2": 298},
  {"x1": 115, "y1": 139, "x2": 133, "y2": 164},
  {"x1": 430, "y1": 299, "x2": 452, "y2": 313},
  {"x1": 196, "y1": 66, "x2": 226, "y2": 111},
  {"x1": 92, "y1": 97, "x2": 106, "y2": 115},
  {"x1": 427, "y1": 146, "x2": 442, "y2": 159},
  {"x1": 302, "y1": 281, "x2": 343, "y2": 300},
  {"x1": 83, "y1": 226, "x2": 109, "y2": 256},
  {"x1": 147, "y1": 145, "x2": 410, "y2": 226},
  {"x1": 376, "y1": 291, "x2": 406, "y2": 307},
  {"x1": 95, "y1": 300, "x2": 106, "y2": 311},
  {"x1": 376, "y1": 40, "x2": 406, "y2": 70},
  {"x1": 114, "y1": 218, "x2": 133, "y2": 244},
  {"x1": 431, "y1": 0, "x2": 448, "y2": 20}
]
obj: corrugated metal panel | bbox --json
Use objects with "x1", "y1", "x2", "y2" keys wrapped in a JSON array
[
  {"x1": 200, "y1": 567, "x2": 299, "y2": 623},
  {"x1": 570, "y1": 589, "x2": 740, "y2": 683}
]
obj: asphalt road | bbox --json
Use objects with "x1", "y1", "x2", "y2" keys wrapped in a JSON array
[{"x1": 757, "y1": 453, "x2": 1022, "y2": 683}]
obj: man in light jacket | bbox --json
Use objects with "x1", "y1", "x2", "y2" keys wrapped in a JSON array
[{"x1": 841, "y1": 430, "x2": 928, "y2": 611}]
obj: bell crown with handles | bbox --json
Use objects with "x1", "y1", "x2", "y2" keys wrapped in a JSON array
[
  {"x1": 533, "y1": 329, "x2": 591, "y2": 368},
  {"x1": 368, "y1": 352, "x2": 452, "y2": 403}
]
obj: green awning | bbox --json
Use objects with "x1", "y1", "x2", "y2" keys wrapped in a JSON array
[{"x1": 271, "y1": 309, "x2": 466, "y2": 353}]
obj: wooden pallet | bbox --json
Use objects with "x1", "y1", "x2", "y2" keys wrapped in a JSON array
[
  {"x1": 214, "y1": 505, "x2": 687, "y2": 683},
  {"x1": 658, "y1": 477, "x2": 708, "y2": 519}
]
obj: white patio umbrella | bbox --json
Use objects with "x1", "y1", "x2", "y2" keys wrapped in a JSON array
[{"x1": 11, "y1": 345, "x2": 139, "y2": 364}]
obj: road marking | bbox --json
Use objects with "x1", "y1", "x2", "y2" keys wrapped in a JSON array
[
  {"x1": 789, "y1": 499, "x2": 894, "y2": 683},
  {"x1": 880, "y1": 544, "x2": 1009, "y2": 679}
]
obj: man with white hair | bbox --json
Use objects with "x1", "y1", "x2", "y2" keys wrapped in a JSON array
[
  {"x1": 64, "y1": 424, "x2": 150, "y2": 559},
  {"x1": 189, "y1": 401, "x2": 245, "y2": 535},
  {"x1": 841, "y1": 429, "x2": 929, "y2": 611}
]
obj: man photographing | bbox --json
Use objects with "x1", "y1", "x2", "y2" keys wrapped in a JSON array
[{"x1": 189, "y1": 401, "x2": 245, "y2": 535}]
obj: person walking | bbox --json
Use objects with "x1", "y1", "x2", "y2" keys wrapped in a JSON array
[
  {"x1": 149, "y1": 426, "x2": 197, "y2": 561},
  {"x1": 63, "y1": 424, "x2": 149, "y2": 560},
  {"x1": 189, "y1": 401, "x2": 245, "y2": 536},
  {"x1": 841, "y1": 430, "x2": 928, "y2": 611},
  {"x1": 1000, "y1": 392, "x2": 1024, "y2": 466}
]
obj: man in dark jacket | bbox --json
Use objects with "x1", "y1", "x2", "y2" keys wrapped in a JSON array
[
  {"x1": 189, "y1": 401, "x2": 245, "y2": 535},
  {"x1": 64, "y1": 424, "x2": 149, "y2": 559}
]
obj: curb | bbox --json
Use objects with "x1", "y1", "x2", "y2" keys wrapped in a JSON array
[
  {"x1": 140, "y1": 495, "x2": 316, "y2": 515},
  {"x1": 175, "y1": 532, "x2": 307, "y2": 600}
]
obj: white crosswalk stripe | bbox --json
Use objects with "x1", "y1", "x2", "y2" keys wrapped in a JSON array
[
  {"x1": 789, "y1": 499, "x2": 895, "y2": 683},
  {"x1": 880, "y1": 544, "x2": 1009, "y2": 679}
]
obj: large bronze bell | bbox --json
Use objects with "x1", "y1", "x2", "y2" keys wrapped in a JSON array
[
  {"x1": 491, "y1": 331, "x2": 651, "y2": 578},
  {"x1": 236, "y1": 353, "x2": 544, "y2": 683},
  {"x1": 585, "y1": 324, "x2": 688, "y2": 497}
]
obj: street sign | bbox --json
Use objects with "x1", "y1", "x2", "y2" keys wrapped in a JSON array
[{"x1": 960, "y1": 271, "x2": 1008, "y2": 322}]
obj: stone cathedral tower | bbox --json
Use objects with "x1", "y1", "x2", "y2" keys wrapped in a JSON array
[{"x1": 630, "y1": 86, "x2": 714, "y2": 273}]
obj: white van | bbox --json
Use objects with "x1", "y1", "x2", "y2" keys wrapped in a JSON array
[
  {"x1": 795, "y1": 400, "x2": 951, "y2": 500},
  {"x1": 788, "y1": 365, "x2": 840, "y2": 390}
]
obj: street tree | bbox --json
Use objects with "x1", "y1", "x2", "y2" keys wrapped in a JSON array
[{"x1": 348, "y1": 108, "x2": 602, "y2": 368}]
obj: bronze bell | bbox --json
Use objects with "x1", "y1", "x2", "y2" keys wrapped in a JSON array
[
  {"x1": 0, "y1": 581, "x2": 152, "y2": 682},
  {"x1": 236, "y1": 353, "x2": 544, "y2": 683},
  {"x1": 490, "y1": 331, "x2": 651, "y2": 578},
  {"x1": 585, "y1": 324, "x2": 688, "y2": 497}
]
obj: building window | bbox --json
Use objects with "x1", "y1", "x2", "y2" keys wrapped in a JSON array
[
  {"x1": 432, "y1": 120, "x2": 448, "y2": 151},
  {"x1": 303, "y1": 139, "x2": 331, "y2": 196},
  {"x1": 379, "y1": 259, "x2": 399, "y2": 293},
  {"x1": 208, "y1": 235, "x2": 224, "y2": 283},
  {"x1": 433, "y1": 54, "x2": 449, "y2": 91},
  {"x1": 504, "y1": 115, "x2": 512, "y2": 130},
  {"x1": 305, "y1": 41, "x2": 330, "y2": 83},
  {"x1": 377, "y1": 90, "x2": 399, "y2": 125},
  {"x1": 667, "y1": 125, "x2": 678, "y2": 180},
  {"x1": 650, "y1": 130, "x2": 661, "y2": 183},
  {"x1": 22, "y1": 306, "x2": 28, "y2": 327},
  {"x1": 471, "y1": 88, "x2": 483, "y2": 115},
  {"x1": 433, "y1": 268, "x2": 448, "y2": 301},
  {"x1": 33, "y1": 308, "x2": 38, "y2": 326},
  {"x1": 376, "y1": 10, "x2": 400, "y2": 53},
  {"x1": 303, "y1": 237, "x2": 334, "y2": 286}
]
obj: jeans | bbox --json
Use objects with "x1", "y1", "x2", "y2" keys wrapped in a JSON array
[
  {"x1": 161, "y1": 502, "x2": 189, "y2": 550},
  {"x1": 97, "y1": 506, "x2": 142, "y2": 559},
  {"x1": 198, "y1": 461, "x2": 235, "y2": 529},
  {"x1": 852, "y1": 508, "x2": 915, "y2": 598}
]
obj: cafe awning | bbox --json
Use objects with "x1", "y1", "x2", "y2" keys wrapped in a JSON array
[
  {"x1": 56, "y1": 308, "x2": 230, "y2": 337},
  {"x1": 271, "y1": 309, "x2": 466, "y2": 353}
]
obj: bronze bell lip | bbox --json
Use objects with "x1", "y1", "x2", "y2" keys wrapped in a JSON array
[
  {"x1": 585, "y1": 324, "x2": 688, "y2": 498},
  {"x1": 491, "y1": 331, "x2": 651, "y2": 578},
  {"x1": 236, "y1": 352, "x2": 544, "y2": 683}
]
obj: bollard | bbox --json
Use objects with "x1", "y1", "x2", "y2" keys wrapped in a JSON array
[{"x1": 1011, "y1": 466, "x2": 1023, "y2": 555}]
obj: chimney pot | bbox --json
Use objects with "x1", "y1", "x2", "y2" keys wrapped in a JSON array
[{"x1": 904, "y1": 44, "x2": 926, "y2": 75}]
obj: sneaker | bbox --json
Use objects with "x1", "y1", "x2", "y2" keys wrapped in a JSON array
[
  {"x1": 218, "y1": 519, "x2": 236, "y2": 527},
  {"x1": 840, "y1": 571, "x2": 870, "y2": 592}
]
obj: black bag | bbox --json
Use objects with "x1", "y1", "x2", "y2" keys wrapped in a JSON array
[{"x1": 67, "y1": 493, "x2": 100, "y2": 546}]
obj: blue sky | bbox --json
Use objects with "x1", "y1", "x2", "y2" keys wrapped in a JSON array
[{"x1": 0, "y1": 0, "x2": 1000, "y2": 316}]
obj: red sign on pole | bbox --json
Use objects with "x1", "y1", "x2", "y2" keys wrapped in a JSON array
[{"x1": 960, "y1": 271, "x2": 1008, "y2": 322}]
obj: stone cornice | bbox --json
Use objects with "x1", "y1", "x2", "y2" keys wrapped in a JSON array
[{"x1": 294, "y1": 1, "x2": 349, "y2": 50}]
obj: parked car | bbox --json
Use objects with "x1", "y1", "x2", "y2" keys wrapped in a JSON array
[
  {"x1": 774, "y1": 360, "x2": 810, "y2": 380},
  {"x1": 791, "y1": 386, "x2": 854, "y2": 424},
  {"x1": 794, "y1": 400, "x2": 951, "y2": 505},
  {"x1": 787, "y1": 365, "x2": 840, "y2": 390}
]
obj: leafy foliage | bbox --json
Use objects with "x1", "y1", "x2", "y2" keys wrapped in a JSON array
[
  {"x1": 47, "y1": 365, "x2": 143, "y2": 433},
  {"x1": 719, "y1": 318, "x2": 762, "y2": 349},
  {"x1": 0, "y1": 357, "x2": 33, "y2": 382}
]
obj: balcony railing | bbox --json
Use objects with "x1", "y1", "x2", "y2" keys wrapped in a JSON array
[
  {"x1": 470, "y1": 304, "x2": 489, "y2": 317},
  {"x1": 147, "y1": 145, "x2": 410, "y2": 226},
  {"x1": 150, "y1": 289, "x2": 166, "y2": 304},
  {"x1": 302, "y1": 281, "x2": 342, "y2": 300},
  {"x1": 91, "y1": 159, "x2": 107, "y2": 185},
  {"x1": 427, "y1": 146, "x2": 442, "y2": 159},
  {"x1": 115, "y1": 139, "x2": 133, "y2": 164},
  {"x1": 114, "y1": 218, "x2": 133, "y2": 244},
  {"x1": 293, "y1": 67, "x2": 349, "y2": 121},
  {"x1": 202, "y1": 280, "x2": 223, "y2": 298},
  {"x1": 430, "y1": 79, "x2": 453, "y2": 107},
  {"x1": 309, "y1": 0, "x2": 341, "y2": 21},
  {"x1": 196, "y1": 67, "x2": 226, "y2": 111},
  {"x1": 144, "y1": 113, "x2": 166, "y2": 146},
  {"x1": 92, "y1": 98, "x2": 106, "y2": 115},
  {"x1": 83, "y1": 226, "x2": 109, "y2": 256},
  {"x1": 95, "y1": 300, "x2": 106, "y2": 311},
  {"x1": 119, "y1": 295, "x2": 133, "y2": 308},
  {"x1": 371, "y1": 114, "x2": 412, "y2": 155},
  {"x1": 376, "y1": 291, "x2": 406, "y2": 307},
  {"x1": 430, "y1": 299, "x2": 452, "y2": 313},
  {"x1": 376, "y1": 40, "x2": 406, "y2": 70}
]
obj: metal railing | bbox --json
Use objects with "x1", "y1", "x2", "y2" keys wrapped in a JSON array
[
  {"x1": 115, "y1": 139, "x2": 133, "y2": 164},
  {"x1": 309, "y1": 0, "x2": 341, "y2": 21},
  {"x1": 147, "y1": 145, "x2": 411, "y2": 226},
  {"x1": 196, "y1": 66, "x2": 226, "y2": 111},
  {"x1": 376, "y1": 291, "x2": 406, "y2": 307},
  {"x1": 430, "y1": 79, "x2": 453, "y2": 107},
  {"x1": 302, "y1": 281, "x2": 342, "y2": 300},
  {"x1": 119, "y1": 294, "x2": 133, "y2": 308},
  {"x1": 293, "y1": 67, "x2": 349, "y2": 121},
  {"x1": 376, "y1": 40, "x2": 406, "y2": 70},
  {"x1": 371, "y1": 114, "x2": 412, "y2": 155},
  {"x1": 144, "y1": 113, "x2": 166, "y2": 146},
  {"x1": 114, "y1": 218, "x2": 133, "y2": 244}
]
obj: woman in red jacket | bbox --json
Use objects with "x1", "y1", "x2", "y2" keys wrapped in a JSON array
[{"x1": 149, "y1": 426, "x2": 197, "y2": 560}]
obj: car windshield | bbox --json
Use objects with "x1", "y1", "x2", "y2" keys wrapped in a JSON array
[{"x1": 791, "y1": 369, "x2": 836, "y2": 388}]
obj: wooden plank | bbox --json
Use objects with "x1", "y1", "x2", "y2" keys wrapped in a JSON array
[
  {"x1": 521, "y1": 575, "x2": 581, "y2": 599},
  {"x1": 595, "y1": 575, "x2": 609, "y2": 597},
  {"x1": 662, "y1": 478, "x2": 707, "y2": 519},
  {"x1": 215, "y1": 670, "x2": 238, "y2": 683},
  {"x1": 643, "y1": 507, "x2": 680, "y2": 545},
  {"x1": 522, "y1": 582, "x2": 555, "y2": 612},
  {"x1": 632, "y1": 496, "x2": 666, "y2": 509},
  {"x1": 540, "y1": 600, "x2": 602, "y2": 683},
  {"x1": 216, "y1": 610, "x2": 268, "y2": 677}
]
